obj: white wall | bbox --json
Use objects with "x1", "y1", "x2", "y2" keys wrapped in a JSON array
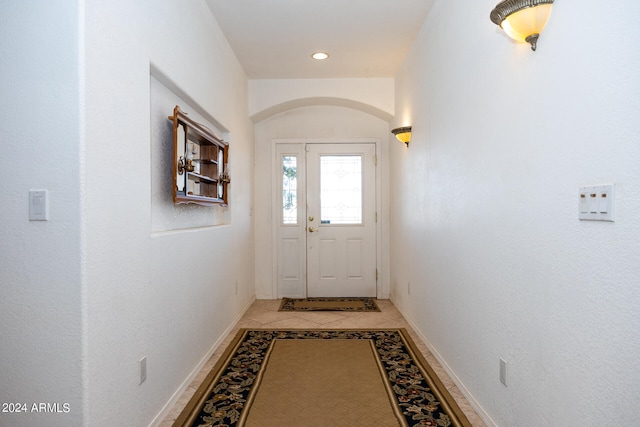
[
  {"x1": 0, "y1": 1, "x2": 253, "y2": 426},
  {"x1": 83, "y1": 1, "x2": 255, "y2": 425},
  {"x1": 0, "y1": 2, "x2": 83, "y2": 426},
  {"x1": 391, "y1": 1, "x2": 640, "y2": 426},
  {"x1": 249, "y1": 78, "x2": 394, "y2": 121},
  {"x1": 253, "y1": 105, "x2": 390, "y2": 299}
]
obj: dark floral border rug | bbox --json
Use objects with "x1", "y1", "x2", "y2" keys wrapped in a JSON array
[
  {"x1": 173, "y1": 329, "x2": 471, "y2": 427},
  {"x1": 278, "y1": 297, "x2": 381, "y2": 312}
]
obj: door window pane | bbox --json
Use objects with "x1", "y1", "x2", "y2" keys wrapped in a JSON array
[
  {"x1": 282, "y1": 156, "x2": 297, "y2": 224},
  {"x1": 320, "y1": 155, "x2": 362, "y2": 225}
]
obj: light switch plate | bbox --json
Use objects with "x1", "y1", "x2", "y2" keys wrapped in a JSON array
[
  {"x1": 579, "y1": 184, "x2": 614, "y2": 222},
  {"x1": 29, "y1": 190, "x2": 49, "y2": 221}
]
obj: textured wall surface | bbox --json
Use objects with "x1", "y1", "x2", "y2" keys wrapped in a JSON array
[
  {"x1": 0, "y1": 2, "x2": 83, "y2": 426},
  {"x1": 391, "y1": 1, "x2": 640, "y2": 425},
  {"x1": 1, "y1": 1, "x2": 255, "y2": 426},
  {"x1": 83, "y1": 1, "x2": 255, "y2": 425}
]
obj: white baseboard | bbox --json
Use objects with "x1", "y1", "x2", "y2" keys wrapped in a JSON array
[
  {"x1": 391, "y1": 298, "x2": 498, "y2": 427},
  {"x1": 149, "y1": 295, "x2": 256, "y2": 427}
]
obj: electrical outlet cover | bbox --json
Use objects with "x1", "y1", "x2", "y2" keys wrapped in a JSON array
[
  {"x1": 499, "y1": 358, "x2": 508, "y2": 386},
  {"x1": 139, "y1": 357, "x2": 147, "y2": 384}
]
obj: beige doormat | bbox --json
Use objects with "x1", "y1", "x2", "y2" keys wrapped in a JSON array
[
  {"x1": 278, "y1": 297, "x2": 380, "y2": 312},
  {"x1": 173, "y1": 329, "x2": 471, "y2": 427}
]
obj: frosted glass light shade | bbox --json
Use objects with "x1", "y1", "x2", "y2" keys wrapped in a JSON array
[
  {"x1": 391, "y1": 126, "x2": 412, "y2": 146},
  {"x1": 491, "y1": 0, "x2": 554, "y2": 51},
  {"x1": 502, "y1": 4, "x2": 552, "y2": 42}
]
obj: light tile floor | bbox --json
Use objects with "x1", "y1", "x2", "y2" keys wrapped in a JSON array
[{"x1": 160, "y1": 299, "x2": 486, "y2": 426}]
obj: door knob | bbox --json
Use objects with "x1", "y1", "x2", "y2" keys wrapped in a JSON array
[
  {"x1": 308, "y1": 216, "x2": 315, "y2": 221},
  {"x1": 308, "y1": 226, "x2": 319, "y2": 232}
]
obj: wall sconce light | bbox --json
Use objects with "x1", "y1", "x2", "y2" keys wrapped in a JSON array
[
  {"x1": 391, "y1": 126, "x2": 412, "y2": 147},
  {"x1": 490, "y1": 0, "x2": 554, "y2": 51}
]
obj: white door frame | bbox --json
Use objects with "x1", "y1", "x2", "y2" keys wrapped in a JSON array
[{"x1": 270, "y1": 138, "x2": 385, "y2": 299}]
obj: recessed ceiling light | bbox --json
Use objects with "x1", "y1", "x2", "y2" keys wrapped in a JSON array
[{"x1": 311, "y1": 52, "x2": 329, "y2": 60}]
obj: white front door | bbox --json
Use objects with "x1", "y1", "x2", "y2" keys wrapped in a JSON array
[
  {"x1": 275, "y1": 143, "x2": 377, "y2": 298},
  {"x1": 306, "y1": 144, "x2": 377, "y2": 297}
]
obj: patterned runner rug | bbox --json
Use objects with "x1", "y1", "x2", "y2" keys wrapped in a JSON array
[
  {"x1": 173, "y1": 329, "x2": 471, "y2": 427},
  {"x1": 278, "y1": 297, "x2": 380, "y2": 312}
]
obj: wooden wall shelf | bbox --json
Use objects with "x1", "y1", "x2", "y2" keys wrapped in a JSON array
[{"x1": 168, "y1": 106, "x2": 229, "y2": 206}]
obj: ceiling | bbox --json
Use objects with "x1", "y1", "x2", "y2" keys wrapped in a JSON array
[{"x1": 205, "y1": 0, "x2": 435, "y2": 79}]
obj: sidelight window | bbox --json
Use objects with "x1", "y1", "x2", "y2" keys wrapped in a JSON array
[{"x1": 282, "y1": 156, "x2": 298, "y2": 225}]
